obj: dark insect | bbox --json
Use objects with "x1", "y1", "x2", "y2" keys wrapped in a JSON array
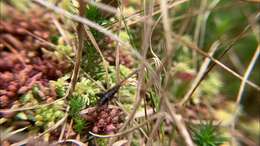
[
  {"x1": 96, "y1": 68, "x2": 139, "y2": 106},
  {"x1": 96, "y1": 84, "x2": 121, "y2": 106}
]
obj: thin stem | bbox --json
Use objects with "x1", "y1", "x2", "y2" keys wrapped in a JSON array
[
  {"x1": 179, "y1": 41, "x2": 219, "y2": 105},
  {"x1": 65, "y1": 0, "x2": 86, "y2": 98},
  {"x1": 172, "y1": 33, "x2": 260, "y2": 91}
]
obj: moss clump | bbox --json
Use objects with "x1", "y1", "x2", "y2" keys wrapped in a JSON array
[
  {"x1": 191, "y1": 122, "x2": 227, "y2": 146},
  {"x1": 69, "y1": 95, "x2": 88, "y2": 133},
  {"x1": 35, "y1": 100, "x2": 65, "y2": 129}
]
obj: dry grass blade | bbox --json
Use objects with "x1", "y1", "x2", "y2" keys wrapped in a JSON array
[
  {"x1": 117, "y1": 0, "x2": 154, "y2": 130},
  {"x1": 160, "y1": 0, "x2": 175, "y2": 70},
  {"x1": 83, "y1": 25, "x2": 110, "y2": 84},
  {"x1": 1, "y1": 126, "x2": 29, "y2": 141},
  {"x1": 177, "y1": 25, "x2": 251, "y2": 106},
  {"x1": 115, "y1": 101, "x2": 149, "y2": 139},
  {"x1": 32, "y1": 0, "x2": 126, "y2": 48},
  {"x1": 0, "y1": 98, "x2": 65, "y2": 113},
  {"x1": 165, "y1": 97, "x2": 195, "y2": 146},
  {"x1": 111, "y1": 0, "x2": 189, "y2": 29},
  {"x1": 51, "y1": 15, "x2": 71, "y2": 46},
  {"x1": 231, "y1": 45, "x2": 259, "y2": 139},
  {"x1": 179, "y1": 41, "x2": 220, "y2": 105},
  {"x1": 146, "y1": 114, "x2": 164, "y2": 145},
  {"x1": 108, "y1": 1, "x2": 155, "y2": 144},
  {"x1": 235, "y1": 45, "x2": 259, "y2": 104},
  {"x1": 11, "y1": 139, "x2": 29, "y2": 146},
  {"x1": 228, "y1": 50, "x2": 245, "y2": 74},
  {"x1": 144, "y1": 0, "x2": 176, "y2": 145},
  {"x1": 115, "y1": 0, "x2": 123, "y2": 85},
  {"x1": 149, "y1": 15, "x2": 164, "y2": 72},
  {"x1": 230, "y1": 129, "x2": 258, "y2": 146},
  {"x1": 1, "y1": 0, "x2": 258, "y2": 145},
  {"x1": 66, "y1": 0, "x2": 86, "y2": 97},
  {"x1": 58, "y1": 117, "x2": 67, "y2": 141},
  {"x1": 172, "y1": 33, "x2": 260, "y2": 91},
  {"x1": 11, "y1": 112, "x2": 68, "y2": 146},
  {"x1": 32, "y1": 0, "x2": 158, "y2": 78},
  {"x1": 84, "y1": 0, "x2": 118, "y2": 14}
]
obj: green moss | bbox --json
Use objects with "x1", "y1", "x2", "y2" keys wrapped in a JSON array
[
  {"x1": 35, "y1": 104, "x2": 65, "y2": 129},
  {"x1": 191, "y1": 122, "x2": 227, "y2": 146},
  {"x1": 32, "y1": 85, "x2": 42, "y2": 101},
  {"x1": 84, "y1": 5, "x2": 109, "y2": 39},
  {"x1": 69, "y1": 95, "x2": 90, "y2": 134},
  {"x1": 73, "y1": 77, "x2": 100, "y2": 106},
  {"x1": 96, "y1": 138, "x2": 109, "y2": 146},
  {"x1": 50, "y1": 75, "x2": 70, "y2": 97},
  {"x1": 74, "y1": 117, "x2": 87, "y2": 133},
  {"x1": 200, "y1": 72, "x2": 222, "y2": 97},
  {"x1": 69, "y1": 95, "x2": 87, "y2": 118},
  {"x1": 82, "y1": 43, "x2": 101, "y2": 77},
  {"x1": 20, "y1": 91, "x2": 34, "y2": 103}
]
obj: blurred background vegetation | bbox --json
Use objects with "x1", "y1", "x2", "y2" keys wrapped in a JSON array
[{"x1": 0, "y1": 0, "x2": 259, "y2": 145}]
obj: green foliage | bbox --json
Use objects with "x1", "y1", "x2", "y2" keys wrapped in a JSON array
[
  {"x1": 74, "y1": 77, "x2": 100, "y2": 106},
  {"x1": 171, "y1": 43, "x2": 222, "y2": 102},
  {"x1": 9, "y1": 0, "x2": 30, "y2": 11},
  {"x1": 68, "y1": 77, "x2": 102, "y2": 134},
  {"x1": 82, "y1": 43, "x2": 101, "y2": 77},
  {"x1": 50, "y1": 75, "x2": 70, "y2": 97},
  {"x1": 69, "y1": 95, "x2": 87, "y2": 118},
  {"x1": 74, "y1": 117, "x2": 87, "y2": 133},
  {"x1": 119, "y1": 31, "x2": 131, "y2": 42},
  {"x1": 19, "y1": 88, "x2": 65, "y2": 130},
  {"x1": 85, "y1": 5, "x2": 104, "y2": 25},
  {"x1": 148, "y1": 90, "x2": 160, "y2": 111},
  {"x1": 35, "y1": 100, "x2": 65, "y2": 129},
  {"x1": 50, "y1": 35, "x2": 59, "y2": 44},
  {"x1": 173, "y1": 46, "x2": 194, "y2": 98},
  {"x1": 52, "y1": 74, "x2": 99, "y2": 106},
  {"x1": 94, "y1": 64, "x2": 138, "y2": 111},
  {"x1": 191, "y1": 122, "x2": 227, "y2": 146},
  {"x1": 204, "y1": 1, "x2": 258, "y2": 48},
  {"x1": 15, "y1": 112, "x2": 29, "y2": 121},
  {"x1": 55, "y1": 45, "x2": 74, "y2": 58},
  {"x1": 200, "y1": 72, "x2": 222, "y2": 96},
  {"x1": 174, "y1": 43, "x2": 194, "y2": 69},
  {"x1": 119, "y1": 13, "x2": 137, "y2": 48},
  {"x1": 69, "y1": 95, "x2": 88, "y2": 133},
  {"x1": 20, "y1": 91, "x2": 35, "y2": 103},
  {"x1": 81, "y1": 5, "x2": 110, "y2": 75},
  {"x1": 85, "y1": 5, "x2": 109, "y2": 39},
  {"x1": 32, "y1": 85, "x2": 42, "y2": 101},
  {"x1": 96, "y1": 138, "x2": 109, "y2": 146},
  {"x1": 58, "y1": 0, "x2": 77, "y2": 14},
  {"x1": 95, "y1": 64, "x2": 132, "y2": 85}
]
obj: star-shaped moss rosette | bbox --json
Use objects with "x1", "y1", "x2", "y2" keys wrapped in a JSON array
[{"x1": 191, "y1": 122, "x2": 227, "y2": 146}]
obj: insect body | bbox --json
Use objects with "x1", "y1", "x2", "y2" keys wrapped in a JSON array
[{"x1": 96, "y1": 68, "x2": 139, "y2": 106}]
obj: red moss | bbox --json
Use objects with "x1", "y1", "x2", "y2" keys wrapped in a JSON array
[
  {"x1": 82, "y1": 106, "x2": 124, "y2": 134},
  {"x1": 0, "y1": 7, "x2": 70, "y2": 108}
]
